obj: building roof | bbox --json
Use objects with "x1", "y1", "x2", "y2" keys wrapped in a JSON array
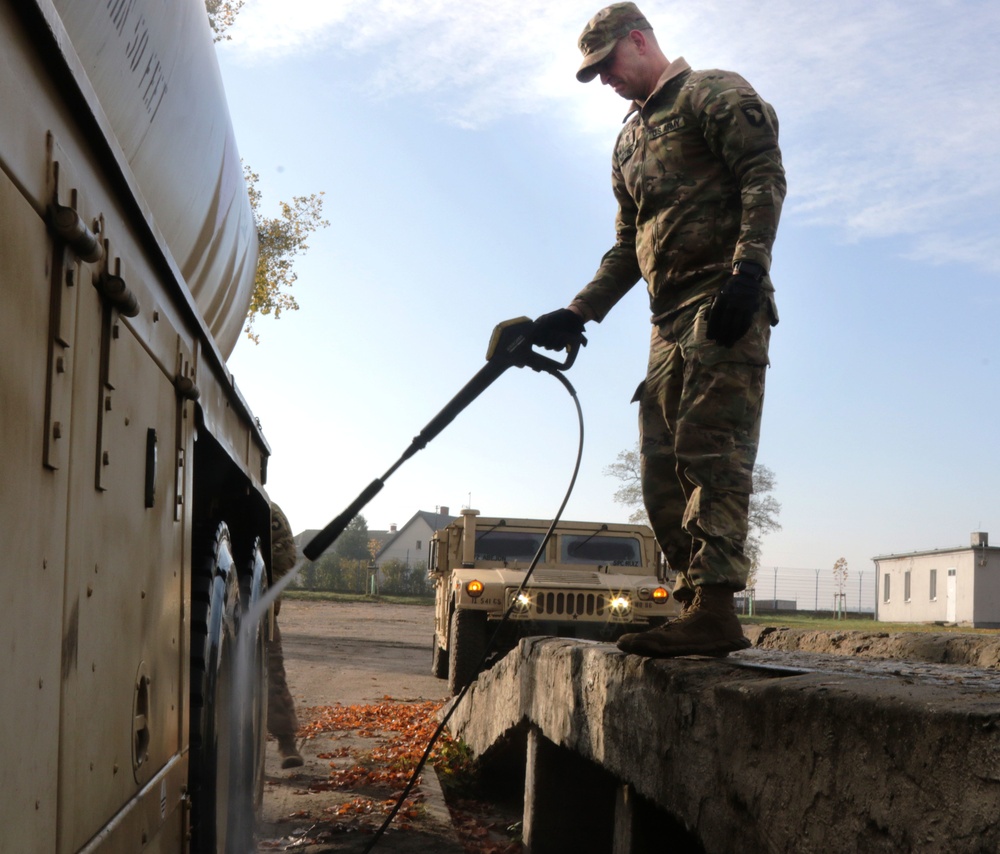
[
  {"x1": 872, "y1": 536, "x2": 997, "y2": 562},
  {"x1": 375, "y1": 509, "x2": 458, "y2": 560},
  {"x1": 293, "y1": 529, "x2": 321, "y2": 551}
]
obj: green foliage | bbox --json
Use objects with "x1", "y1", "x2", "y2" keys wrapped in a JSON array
[
  {"x1": 432, "y1": 738, "x2": 478, "y2": 794},
  {"x1": 205, "y1": 0, "x2": 245, "y2": 42},
  {"x1": 333, "y1": 514, "x2": 372, "y2": 561},
  {"x1": 302, "y1": 555, "x2": 370, "y2": 594},
  {"x1": 206, "y1": 4, "x2": 331, "y2": 344},
  {"x1": 243, "y1": 165, "x2": 329, "y2": 343},
  {"x1": 378, "y1": 559, "x2": 432, "y2": 597}
]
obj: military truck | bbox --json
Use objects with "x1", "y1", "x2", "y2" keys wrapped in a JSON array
[
  {"x1": 2, "y1": 2, "x2": 273, "y2": 851},
  {"x1": 430, "y1": 509, "x2": 680, "y2": 693}
]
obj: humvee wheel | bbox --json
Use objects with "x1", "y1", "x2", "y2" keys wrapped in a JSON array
[
  {"x1": 447, "y1": 609, "x2": 487, "y2": 694},
  {"x1": 431, "y1": 635, "x2": 448, "y2": 679}
]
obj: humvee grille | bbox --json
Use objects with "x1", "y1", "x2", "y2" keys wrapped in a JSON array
[{"x1": 506, "y1": 588, "x2": 623, "y2": 620}]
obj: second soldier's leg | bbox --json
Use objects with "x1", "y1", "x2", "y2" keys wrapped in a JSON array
[{"x1": 267, "y1": 619, "x2": 303, "y2": 768}]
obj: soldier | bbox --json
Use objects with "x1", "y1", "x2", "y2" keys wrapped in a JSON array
[
  {"x1": 269, "y1": 502, "x2": 304, "y2": 768},
  {"x1": 531, "y1": 3, "x2": 785, "y2": 657}
]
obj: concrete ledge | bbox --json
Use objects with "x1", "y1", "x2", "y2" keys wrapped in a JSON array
[{"x1": 446, "y1": 637, "x2": 1000, "y2": 853}]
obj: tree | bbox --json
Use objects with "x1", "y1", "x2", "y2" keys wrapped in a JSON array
[
  {"x1": 744, "y1": 463, "x2": 783, "y2": 587},
  {"x1": 205, "y1": 0, "x2": 245, "y2": 42},
  {"x1": 242, "y1": 166, "x2": 329, "y2": 343},
  {"x1": 379, "y1": 559, "x2": 432, "y2": 597},
  {"x1": 833, "y1": 557, "x2": 849, "y2": 618},
  {"x1": 206, "y1": 3, "x2": 330, "y2": 343},
  {"x1": 604, "y1": 445, "x2": 647, "y2": 524},
  {"x1": 604, "y1": 442, "x2": 782, "y2": 586},
  {"x1": 333, "y1": 514, "x2": 372, "y2": 562}
]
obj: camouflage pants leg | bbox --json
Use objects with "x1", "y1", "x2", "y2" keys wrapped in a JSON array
[
  {"x1": 266, "y1": 619, "x2": 299, "y2": 740},
  {"x1": 639, "y1": 298, "x2": 770, "y2": 591}
]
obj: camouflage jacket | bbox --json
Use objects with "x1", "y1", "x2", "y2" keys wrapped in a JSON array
[
  {"x1": 572, "y1": 58, "x2": 786, "y2": 323},
  {"x1": 271, "y1": 502, "x2": 297, "y2": 580}
]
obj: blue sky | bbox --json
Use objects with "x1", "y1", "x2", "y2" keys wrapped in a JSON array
[{"x1": 217, "y1": 0, "x2": 1000, "y2": 593}]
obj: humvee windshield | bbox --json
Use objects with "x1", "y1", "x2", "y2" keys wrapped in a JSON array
[
  {"x1": 474, "y1": 530, "x2": 546, "y2": 562},
  {"x1": 561, "y1": 535, "x2": 643, "y2": 567}
]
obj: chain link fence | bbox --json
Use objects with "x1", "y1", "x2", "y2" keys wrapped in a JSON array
[{"x1": 737, "y1": 566, "x2": 877, "y2": 618}]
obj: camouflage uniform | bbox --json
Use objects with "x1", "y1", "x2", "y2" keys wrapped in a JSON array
[
  {"x1": 572, "y1": 59, "x2": 785, "y2": 591},
  {"x1": 268, "y1": 503, "x2": 300, "y2": 744}
]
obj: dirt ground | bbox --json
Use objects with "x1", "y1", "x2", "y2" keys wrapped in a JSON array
[
  {"x1": 254, "y1": 599, "x2": 1000, "y2": 853},
  {"x1": 743, "y1": 623, "x2": 1000, "y2": 668},
  {"x1": 255, "y1": 598, "x2": 519, "y2": 854}
]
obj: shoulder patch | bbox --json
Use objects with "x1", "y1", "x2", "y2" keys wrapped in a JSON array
[{"x1": 739, "y1": 100, "x2": 767, "y2": 128}]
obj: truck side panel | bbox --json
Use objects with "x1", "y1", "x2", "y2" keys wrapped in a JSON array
[
  {"x1": 58, "y1": 281, "x2": 190, "y2": 850},
  {"x1": 1, "y1": 1, "x2": 270, "y2": 851},
  {"x1": 0, "y1": 149, "x2": 196, "y2": 854},
  {"x1": 0, "y1": 163, "x2": 65, "y2": 854}
]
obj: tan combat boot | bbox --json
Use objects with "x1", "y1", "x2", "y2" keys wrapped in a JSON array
[
  {"x1": 617, "y1": 586, "x2": 751, "y2": 658},
  {"x1": 278, "y1": 735, "x2": 304, "y2": 769}
]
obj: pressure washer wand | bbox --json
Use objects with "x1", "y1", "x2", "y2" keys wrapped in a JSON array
[{"x1": 302, "y1": 317, "x2": 583, "y2": 561}]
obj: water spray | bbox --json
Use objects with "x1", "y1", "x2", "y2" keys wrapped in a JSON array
[{"x1": 232, "y1": 316, "x2": 585, "y2": 850}]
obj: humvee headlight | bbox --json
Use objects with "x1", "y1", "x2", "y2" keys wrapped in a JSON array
[
  {"x1": 651, "y1": 587, "x2": 669, "y2": 603},
  {"x1": 465, "y1": 579, "x2": 484, "y2": 598},
  {"x1": 609, "y1": 595, "x2": 631, "y2": 614},
  {"x1": 513, "y1": 592, "x2": 531, "y2": 610}
]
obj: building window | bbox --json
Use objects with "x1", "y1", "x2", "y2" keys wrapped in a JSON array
[
  {"x1": 416, "y1": 540, "x2": 422, "y2": 551},
  {"x1": 883, "y1": 574, "x2": 890, "y2": 602},
  {"x1": 904, "y1": 571, "x2": 911, "y2": 602},
  {"x1": 929, "y1": 569, "x2": 937, "y2": 601}
]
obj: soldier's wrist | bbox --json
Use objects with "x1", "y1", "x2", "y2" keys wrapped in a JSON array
[{"x1": 732, "y1": 260, "x2": 765, "y2": 282}]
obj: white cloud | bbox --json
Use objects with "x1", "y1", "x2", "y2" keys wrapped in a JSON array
[{"x1": 222, "y1": 0, "x2": 1000, "y2": 273}]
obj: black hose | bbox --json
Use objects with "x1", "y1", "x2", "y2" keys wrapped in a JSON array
[{"x1": 360, "y1": 368, "x2": 584, "y2": 853}]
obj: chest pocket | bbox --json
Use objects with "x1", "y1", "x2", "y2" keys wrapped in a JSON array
[{"x1": 615, "y1": 122, "x2": 640, "y2": 164}]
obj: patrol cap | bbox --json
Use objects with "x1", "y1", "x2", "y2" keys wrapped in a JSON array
[{"x1": 576, "y1": 2, "x2": 651, "y2": 83}]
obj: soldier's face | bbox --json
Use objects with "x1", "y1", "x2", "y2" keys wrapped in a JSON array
[{"x1": 597, "y1": 36, "x2": 647, "y2": 101}]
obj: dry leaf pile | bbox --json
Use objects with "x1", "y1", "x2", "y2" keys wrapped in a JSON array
[{"x1": 278, "y1": 696, "x2": 521, "y2": 853}]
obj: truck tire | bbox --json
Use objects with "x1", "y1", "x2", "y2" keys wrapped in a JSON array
[
  {"x1": 447, "y1": 609, "x2": 487, "y2": 695},
  {"x1": 431, "y1": 635, "x2": 449, "y2": 679},
  {"x1": 189, "y1": 522, "x2": 242, "y2": 854}
]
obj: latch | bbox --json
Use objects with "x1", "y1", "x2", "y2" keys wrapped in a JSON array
[
  {"x1": 43, "y1": 133, "x2": 91, "y2": 470},
  {"x1": 174, "y1": 338, "x2": 197, "y2": 520}
]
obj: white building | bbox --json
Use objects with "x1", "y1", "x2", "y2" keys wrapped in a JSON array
[
  {"x1": 374, "y1": 507, "x2": 457, "y2": 569},
  {"x1": 872, "y1": 532, "x2": 1000, "y2": 627}
]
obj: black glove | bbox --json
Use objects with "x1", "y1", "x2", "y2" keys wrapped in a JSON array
[
  {"x1": 706, "y1": 264, "x2": 764, "y2": 347},
  {"x1": 530, "y1": 308, "x2": 587, "y2": 351}
]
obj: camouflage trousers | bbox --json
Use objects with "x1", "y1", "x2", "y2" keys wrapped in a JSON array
[
  {"x1": 638, "y1": 297, "x2": 770, "y2": 593},
  {"x1": 267, "y1": 619, "x2": 299, "y2": 740}
]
